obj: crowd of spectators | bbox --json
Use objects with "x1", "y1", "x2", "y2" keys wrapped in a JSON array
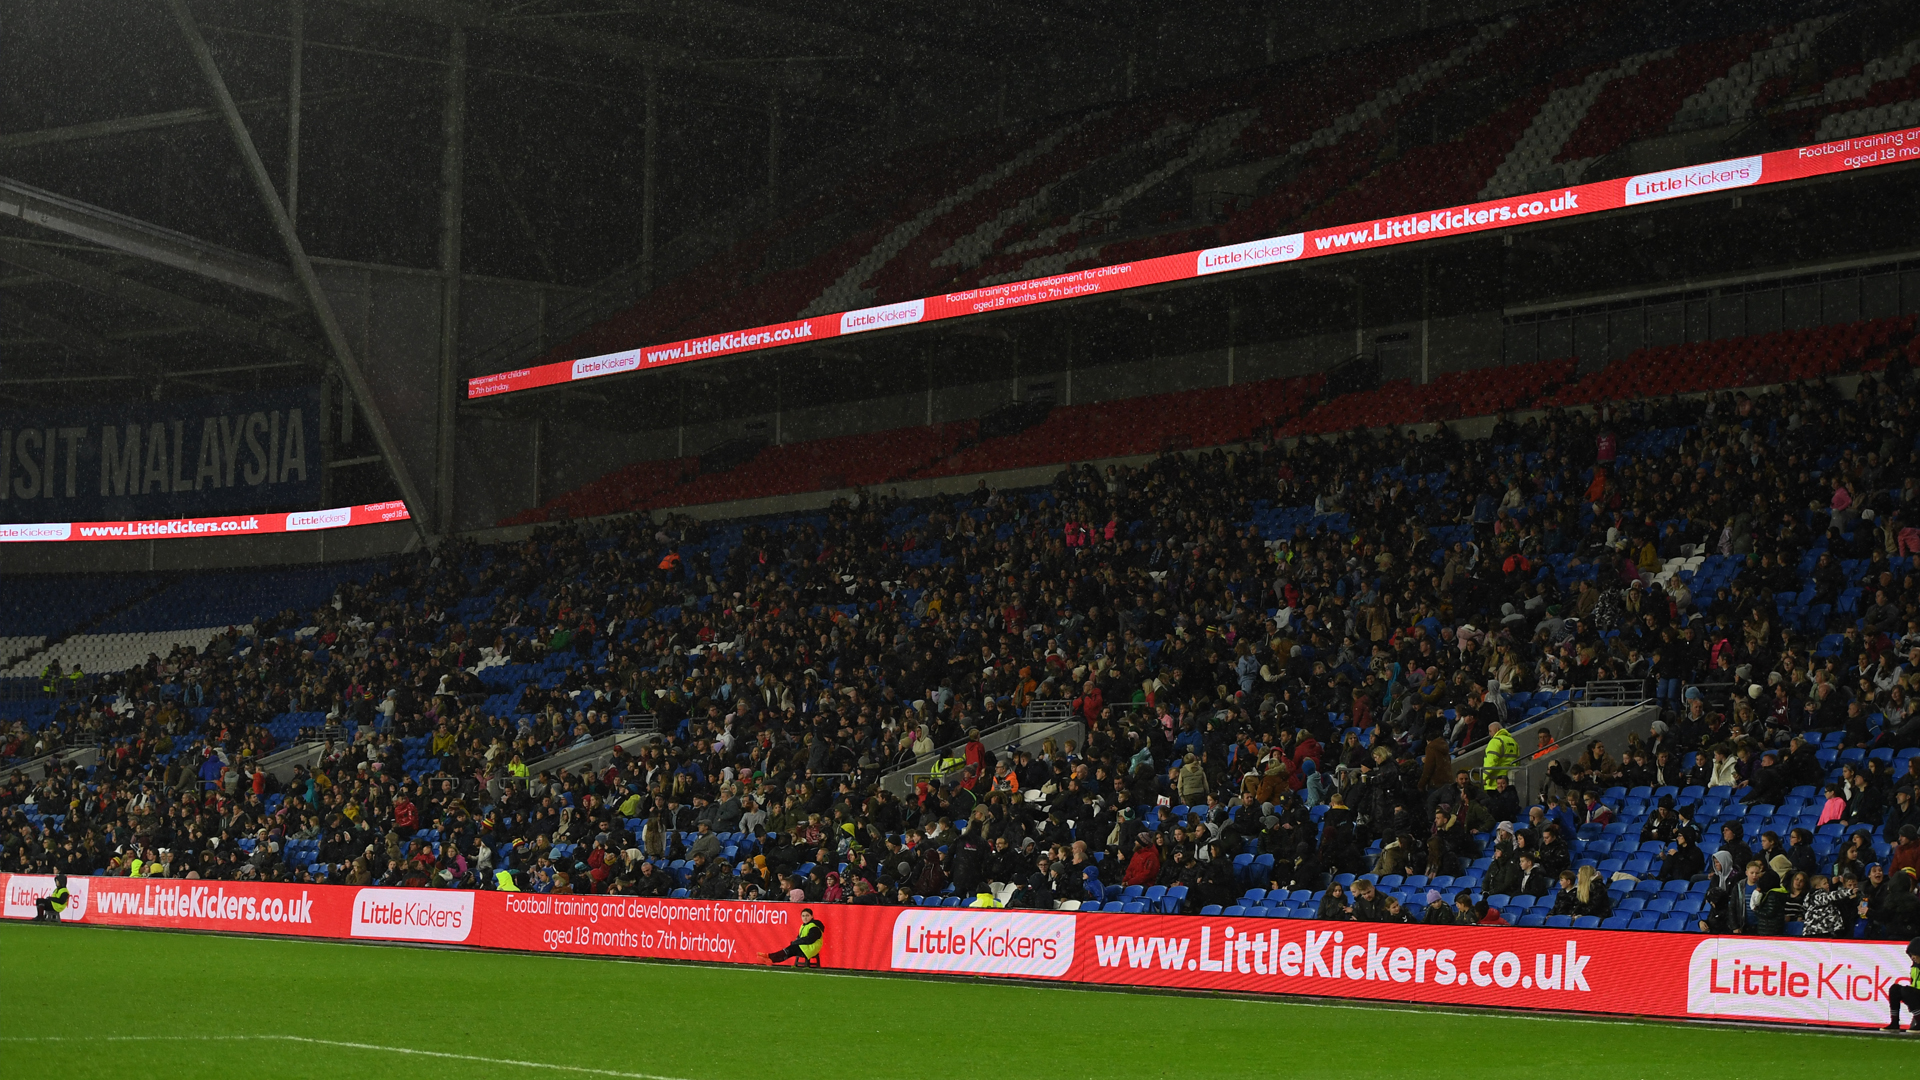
[{"x1": 9, "y1": 367, "x2": 1920, "y2": 939}]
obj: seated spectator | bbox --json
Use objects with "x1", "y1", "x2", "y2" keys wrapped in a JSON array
[
  {"x1": 1818, "y1": 785, "x2": 1848, "y2": 827},
  {"x1": 1892, "y1": 826, "x2": 1920, "y2": 879},
  {"x1": 1350, "y1": 878, "x2": 1386, "y2": 921},
  {"x1": 1378, "y1": 896, "x2": 1415, "y2": 923},
  {"x1": 1482, "y1": 844, "x2": 1522, "y2": 896},
  {"x1": 1316, "y1": 882, "x2": 1354, "y2": 921},
  {"x1": 1659, "y1": 830, "x2": 1705, "y2": 882},
  {"x1": 1514, "y1": 853, "x2": 1553, "y2": 897},
  {"x1": 1569, "y1": 866, "x2": 1611, "y2": 919}
]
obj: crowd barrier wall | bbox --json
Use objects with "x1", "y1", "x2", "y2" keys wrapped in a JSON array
[{"x1": 6, "y1": 873, "x2": 1908, "y2": 1028}]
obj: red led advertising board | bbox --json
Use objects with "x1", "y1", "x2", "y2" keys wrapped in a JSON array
[
  {"x1": 8, "y1": 873, "x2": 1909, "y2": 1029},
  {"x1": 0, "y1": 501, "x2": 409, "y2": 544},
  {"x1": 468, "y1": 127, "x2": 1920, "y2": 400}
]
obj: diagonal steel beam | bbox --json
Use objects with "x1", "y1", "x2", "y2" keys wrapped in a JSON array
[
  {"x1": 0, "y1": 176, "x2": 301, "y2": 302},
  {"x1": 0, "y1": 89, "x2": 363, "y2": 155},
  {"x1": 0, "y1": 294, "x2": 151, "y2": 369},
  {"x1": 331, "y1": 0, "x2": 874, "y2": 105},
  {"x1": 0, "y1": 238, "x2": 329, "y2": 367},
  {"x1": 165, "y1": 0, "x2": 429, "y2": 538}
]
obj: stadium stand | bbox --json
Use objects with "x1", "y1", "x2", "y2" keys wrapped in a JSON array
[
  {"x1": 506, "y1": 2, "x2": 1920, "y2": 382},
  {"x1": 17, "y1": 0, "x2": 1920, "y2": 953},
  {"x1": 10, "y1": 326, "x2": 1920, "y2": 944},
  {"x1": 511, "y1": 311, "x2": 1916, "y2": 524},
  {"x1": 4, "y1": 628, "x2": 250, "y2": 679}
]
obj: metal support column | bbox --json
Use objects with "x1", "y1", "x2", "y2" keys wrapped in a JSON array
[
  {"x1": 1226, "y1": 300, "x2": 1239, "y2": 386},
  {"x1": 1353, "y1": 278, "x2": 1364, "y2": 358},
  {"x1": 165, "y1": 0, "x2": 428, "y2": 537},
  {"x1": 318, "y1": 371, "x2": 332, "y2": 505},
  {"x1": 286, "y1": 0, "x2": 303, "y2": 228},
  {"x1": 1420, "y1": 257, "x2": 1431, "y2": 384},
  {"x1": 1063, "y1": 324, "x2": 1073, "y2": 406},
  {"x1": 766, "y1": 88, "x2": 780, "y2": 209},
  {"x1": 530, "y1": 415, "x2": 544, "y2": 509},
  {"x1": 642, "y1": 70, "x2": 658, "y2": 291},
  {"x1": 436, "y1": 25, "x2": 467, "y2": 536}
]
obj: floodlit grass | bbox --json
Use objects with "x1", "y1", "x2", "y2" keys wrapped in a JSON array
[{"x1": 0, "y1": 921, "x2": 1906, "y2": 1079}]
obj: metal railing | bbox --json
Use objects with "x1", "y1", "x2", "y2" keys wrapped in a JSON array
[
  {"x1": 1581, "y1": 678, "x2": 1649, "y2": 706},
  {"x1": 258, "y1": 739, "x2": 328, "y2": 784},
  {"x1": 9, "y1": 738, "x2": 101, "y2": 784},
  {"x1": 1453, "y1": 695, "x2": 1659, "y2": 802},
  {"x1": 1022, "y1": 699, "x2": 1073, "y2": 724},
  {"x1": 487, "y1": 727, "x2": 658, "y2": 799},
  {"x1": 1685, "y1": 681, "x2": 1735, "y2": 709},
  {"x1": 886, "y1": 701, "x2": 1070, "y2": 779},
  {"x1": 1454, "y1": 695, "x2": 1578, "y2": 770},
  {"x1": 878, "y1": 703, "x2": 1083, "y2": 798}
]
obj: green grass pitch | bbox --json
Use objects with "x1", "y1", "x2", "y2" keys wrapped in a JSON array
[{"x1": 1, "y1": 922, "x2": 1908, "y2": 1079}]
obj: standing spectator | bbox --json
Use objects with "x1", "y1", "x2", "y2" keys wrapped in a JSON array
[{"x1": 1801, "y1": 873, "x2": 1860, "y2": 939}]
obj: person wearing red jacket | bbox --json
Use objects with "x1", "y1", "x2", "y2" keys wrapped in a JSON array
[
  {"x1": 1890, "y1": 826, "x2": 1920, "y2": 879},
  {"x1": 1291, "y1": 732, "x2": 1322, "y2": 774},
  {"x1": 1123, "y1": 833, "x2": 1161, "y2": 887},
  {"x1": 393, "y1": 795, "x2": 419, "y2": 836},
  {"x1": 1075, "y1": 680, "x2": 1103, "y2": 723}
]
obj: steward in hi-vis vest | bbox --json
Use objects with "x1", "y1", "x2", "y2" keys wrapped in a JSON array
[
  {"x1": 1887, "y1": 937, "x2": 1920, "y2": 1031},
  {"x1": 35, "y1": 874, "x2": 70, "y2": 922},
  {"x1": 759, "y1": 908, "x2": 825, "y2": 967}
]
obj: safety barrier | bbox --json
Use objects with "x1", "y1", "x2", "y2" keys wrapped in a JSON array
[{"x1": 3, "y1": 872, "x2": 1905, "y2": 1029}]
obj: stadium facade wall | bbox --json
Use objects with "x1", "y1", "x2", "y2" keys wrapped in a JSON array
[{"x1": 3, "y1": 872, "x2": 1905, "y2": 1029}]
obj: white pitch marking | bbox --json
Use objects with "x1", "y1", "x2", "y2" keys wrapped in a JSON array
[{"x1": 0, "y1": 1034, "x2": 699, "y2": 1078}]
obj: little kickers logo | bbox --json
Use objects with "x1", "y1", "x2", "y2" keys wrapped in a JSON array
[
  {"x1": 1688, "y1": 938, "x2": 1912, "y2": 1025},
  {"x1": 350, "y1": 888, "x2": 473, "y2": 943},
  {"x1": 890, "y1": 910, "x2": 1075, "y2": 978},
  {"x1": 3, "y1": 875, "x2": 88, "y2": 919}
]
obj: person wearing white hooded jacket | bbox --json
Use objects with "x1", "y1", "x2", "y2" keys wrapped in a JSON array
[{"x1": 1707, "y1": 744, "x2": 1741, "y2": 788}]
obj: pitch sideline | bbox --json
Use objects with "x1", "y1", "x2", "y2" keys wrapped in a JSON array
[{"x1": 0, "y1": 1033, "x2": 698, "y2": 1079}]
